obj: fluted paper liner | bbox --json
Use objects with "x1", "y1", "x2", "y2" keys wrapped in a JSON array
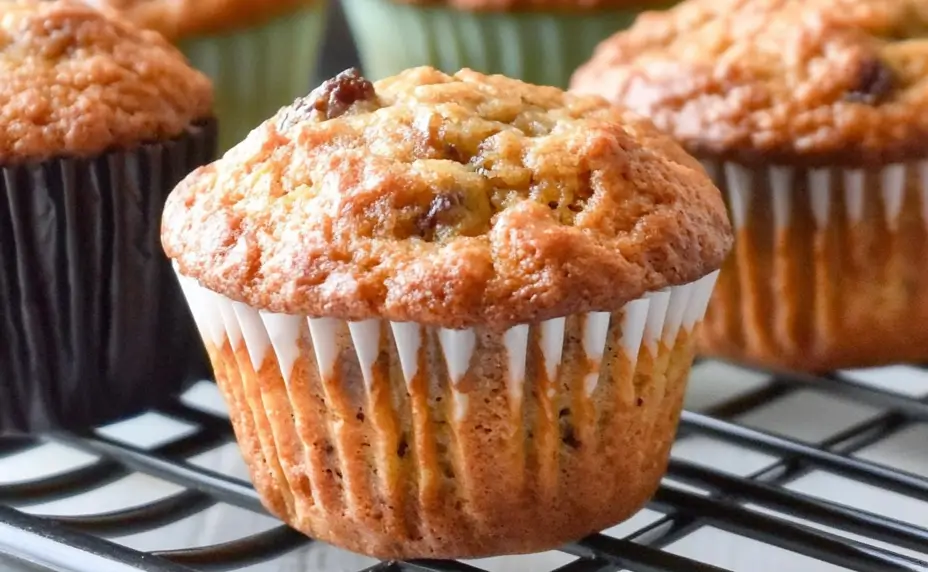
[
  {"x1": 176, "y1": 270, "x2": 718, "y2": 558},
  {"x1": 342, "y1": 0, "x2": 672, "y2": 87},
  {"x1": 0, "y1": 121, "x2": 218, "y2": 435},
  {"x1": 180, "y1": 2, "x2": 327, "y2": 152},
  {"x1": 701, "y1": 159, "x2": 928, "y2": 371}
]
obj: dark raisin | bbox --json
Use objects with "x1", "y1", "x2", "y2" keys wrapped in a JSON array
[
  {"x1": 845, "y1": 57, "x2": 895, "y2": 105},
  {"x1": 397, "y1": 438, "x2": 408, "y2": 458},
  {"x1": 277, "y1": 68, "x2": 375, "y2": 129},
  {"x1": 416, "y1": 191, "x2": 465, "y2": 237}
]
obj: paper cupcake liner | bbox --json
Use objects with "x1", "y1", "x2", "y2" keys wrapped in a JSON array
[
  {"x1": 179, "y1": 2, "x2": 328, "y2": 152},
  {"x1": 0, "y1": 121, "x2": 218, "y2": 435},
  {"x1": 342, "y1": 0, "x2": 669, "y2": 87},
  {"x1": 700, "y1": 159, "x2": 928, "y2": 371},
  {"x1": 175, "y1": 270, "x2": 718, "y2": 558}
]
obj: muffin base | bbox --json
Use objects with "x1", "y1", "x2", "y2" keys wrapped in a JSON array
[
  {"x1": 0, "y1": 121, "x2": 217, "y2": 435},
  {"x1": 177, "y1": 272, "x2": 718, "y2": 558},
  {"x1": 342, "y1": 0, "x2": 671, "y2": 87},
  {"x1": 180, "y1": 3, "x2": 328, "y2": 152},
  {"x1": 700, "y1": 159, "x2": 928, "y2": 372}
]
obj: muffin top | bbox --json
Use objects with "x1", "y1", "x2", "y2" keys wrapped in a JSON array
[
  {"x1": 570, "y1": 0, "x2": 928, "y2": 166},
  {"x1": 83, "y1": 0, "x2": 317, "y2": 40},
  {"x1": 384, "y1": 0, "x2": 671, "y2": 11},
  {"x1": 162, "y1": 67, "x2": 731, "y2": 329},
  {"x1": 0, "y1": 0, "x2": 213, "y2": 164}
]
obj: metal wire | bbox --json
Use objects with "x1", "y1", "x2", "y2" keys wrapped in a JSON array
[{"x1": 1, "y1": 363, "x2": 927, "y2": 572}]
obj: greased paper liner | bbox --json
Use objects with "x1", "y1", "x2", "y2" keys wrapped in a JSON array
[
  {"x1": 700, "y1": 159, "x2": 928, "y2": 370},
  {"x1": 180, "y1": 2, "x2": 327, "y2": 152},
  {"x1": 177, "y1": 269, "x2": 717, "y2": 558},
  {"x1": 178, "y1": 273, "x2": 717, "y2": 422},
  {"x1": 342, "y1": 0, "x2": 670, "y2": 87},
  {"x1": 0, "y1": 121, "x2": 218, "y2": 435}
]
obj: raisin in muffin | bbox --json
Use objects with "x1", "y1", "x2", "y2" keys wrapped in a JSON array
[
  {"x1": 0, "y1": 0, "x2": 215, "y2": 433},
  {"x1": 572, "y1": 0, "x2": 928, "y2": 372},
  {"x1": 343, "y1": 0, "x2": 676, "y2": 88},
  {"x1": 87, "y1": 0, "x2": 328, "y2": 151},
  {"x1": 162, "y1": 67, "x2": 731, "y2": 558}
]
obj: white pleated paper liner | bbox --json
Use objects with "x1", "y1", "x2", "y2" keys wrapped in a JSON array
[
  {"x1": 342, "y1": 0, "x2": 668, "y2": 87},
  {"x1": 0, "y1": 120, "x2": 218, "y2": 435},
  {"x1": 174, "y1": 268, "x2": 718, "y2": 558},
  {"x1": 700, "y1": 158, "x2": 928, "y2": 371},
  {"x1": 179, "y1": 2, "x2": 328, "y2": 152}
]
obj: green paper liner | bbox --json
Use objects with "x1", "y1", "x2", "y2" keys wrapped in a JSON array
[
  {"x1": 343, "y1": 0, "x2": 668, "y2": 87},
  {"x1": 180, "y1": 2, "x2": 328, "y2": 152},
  {"x1": 0, "y1": 120, "x2": 218, "y2": 435}
]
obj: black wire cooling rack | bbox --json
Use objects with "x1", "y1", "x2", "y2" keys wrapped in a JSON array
[
  {"x1": 3, "y1": 6, "x2": 928, "y2": 571},
  {"x1": 2, "y1": 358, "x2": 928, "y2": 572}
]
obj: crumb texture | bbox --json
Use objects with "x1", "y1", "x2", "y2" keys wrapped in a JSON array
[
  {"x1": 84, "y1": 0, "x2": 320, "y2": 40},
  {"x1": 570, "y1": 0, "x2": 928, "y2": 165},
  {"x1": 163, "y1": 67, "x2": 732, "y2": 329},
  {"x1": 375, "y1": 0, "x2": 674, "y2": 12},
  {"x1": 0, "y1": 0, "x2": 213, "y2": 163}
]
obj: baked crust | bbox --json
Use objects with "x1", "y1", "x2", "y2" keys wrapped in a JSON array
[
  {"x1": 570, "y1": 0, "x2": 928, "y2": 167},
  {"x1": 374, "y1": 0, "x2": 674, "y2": 13},
  {"x1": 0, "y1": 0, "x2": 213, "y2": 163},
  {"x1": 82, "y1": 0, "x2": 318, "y2": 40},
  {"x1": 162, "y1": 67, "x2": 732, "y2": 330}
]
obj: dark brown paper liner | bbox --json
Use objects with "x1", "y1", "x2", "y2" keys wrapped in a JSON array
[{"x1": 0, "y1": 120, "x2": 218, "y2": 434}]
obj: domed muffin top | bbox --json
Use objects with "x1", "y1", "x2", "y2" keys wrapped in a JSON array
[
  {"x1": 0, "y1": 0, "x2": 213, "y2": 163},
  {"x1": 570, "y1": 0, "x2": 928, "y2": 166},
  {"x1": 162, "y1": 67, "x2": 732, "y2": 329},
  {"x1": 377, "y1": 0, "x2": 673, "y2": 12},
  {"x1": 82, "y1": 0, "x2": 319, "y2": 40}
]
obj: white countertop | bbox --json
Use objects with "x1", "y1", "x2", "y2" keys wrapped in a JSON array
[{"x1": 2, "y1": 360, "x2": 927, "y2": 572}]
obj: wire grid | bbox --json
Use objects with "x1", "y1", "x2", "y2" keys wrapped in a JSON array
[{"x1": 1, "y1": 360, "x2": 928, "y2": 572}]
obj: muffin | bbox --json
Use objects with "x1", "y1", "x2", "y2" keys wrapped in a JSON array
[
  {"x1": 87, "y1": 0, "x2": 328, "y2": 152},
  {"x1": 0, "y1": 0, "x2": 216, "y2": 434},
  {"x1": 342, "y1": 0, "x2": 675, "y2": 88},
  {"x1": 572, "y1": 0, "x2": 928, "y2": 372},
  {"x1": 162, "y1": 67, "x2": 731, "y2": 558}
]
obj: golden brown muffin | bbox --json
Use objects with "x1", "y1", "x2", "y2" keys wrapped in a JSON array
[
  {"x1": 0, "y1": 0, "x2": 212, "y2": 162},
  {"x1": 164, "y1": 67, "x2": 732, "y2": 558},
  {"x1": 571, "y1": 0, "x2": 928, "y2": 372},
  {"x1": 82, "y1": 0, "x2": 318, "y2": 40},
  {"x1": 0, "y1": 0, "x2": 216, "y2": 434}
]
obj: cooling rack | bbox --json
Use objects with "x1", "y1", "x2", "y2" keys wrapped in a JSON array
[
  {"x1": 4, "y1": 5, "x2": 928, "y2": 571},
  {"x1": 2, "y1": 358, "x2": 928, "y2": 572}
]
